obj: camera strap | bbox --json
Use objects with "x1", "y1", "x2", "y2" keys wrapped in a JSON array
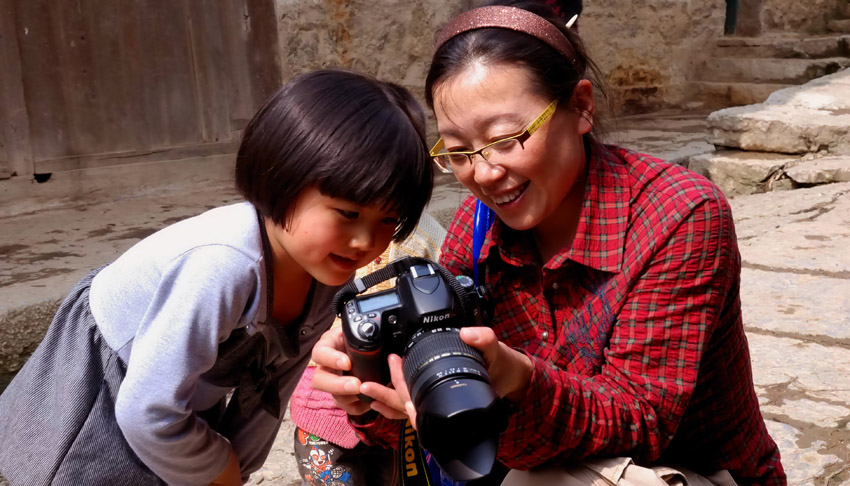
[
  {"x1": 331, "y1": 256, "x2": 478, "y2": 326},
  {"x1": 397, "y1": 419, "x2": 435, "y2": 486},
  {"x1": 472, "y1": 200, "x2": 493, "y2": 288}
]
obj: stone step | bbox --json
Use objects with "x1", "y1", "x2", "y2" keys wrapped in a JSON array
[
  {"x1": 785, "y1": 154, "x2": 850, "y2": 185},
  {"x1": 699, "y1": 56, "x2": 850, "y2": 84},
  {"x1": 687, "y1": 150, "x2": 850, "y2": 197},
  {"x1": 715, "y1": 35, "x2": 850, "y2": 59},
  {"x1": 686, "y1": 81, "x2": 793, "y2": 110},
  {"x1": 688, "y1": 150, "x2": 800, "y2": 197},
  {"x1": 828, "y1": 19, "x2": 850, "y2": 34},
  {"x1": 705, "y1": 68, "x2": 850, "y2": 154}
]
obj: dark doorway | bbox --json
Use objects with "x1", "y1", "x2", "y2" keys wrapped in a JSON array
[{"x1": 725, "y1": 0, "x2": 739, "y2": 35}]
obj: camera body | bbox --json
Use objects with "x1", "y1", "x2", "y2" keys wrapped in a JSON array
[
  {"x1": 336, "y1": 257, "x2": 504, "y2": 482},
  {"x1": 340, "y1": 261, "x2": 485, "y2": 387}
]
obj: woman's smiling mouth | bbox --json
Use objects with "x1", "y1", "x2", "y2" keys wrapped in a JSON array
[{"x1": 490, "y1": 181, "x2": 529, "y2": 205}]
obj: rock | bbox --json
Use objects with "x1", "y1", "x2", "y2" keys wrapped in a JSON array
[
  {"x1": 706, "y1": 68, "x2": 850, "y2": 154},
  {"x1": 688, "y1": 149, "x2": 800, "y2": 197},
  {"x1": 785, "y1": 154, "x2": 850, "y2": 184}
]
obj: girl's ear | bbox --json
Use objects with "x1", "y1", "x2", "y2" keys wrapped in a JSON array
[{"x1": 571, "y1": 79, "x2": 595, "y2": 135}]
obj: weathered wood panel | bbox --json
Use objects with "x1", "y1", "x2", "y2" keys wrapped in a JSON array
[
  {"x1": 6, "y1": 0, "x2": 280, "y2": 175},
  {"x1": 0, "y1": 0, "x2": 33, "y2": 178}
]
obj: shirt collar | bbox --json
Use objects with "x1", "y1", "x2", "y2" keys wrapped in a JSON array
[{"x1": 478, "y1": 144, "x2": 629, "y2": 273}]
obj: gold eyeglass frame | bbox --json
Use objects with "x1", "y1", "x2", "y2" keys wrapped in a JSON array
[{"x1": 429, "y1": 99, "x2": 559, "y2": 174}]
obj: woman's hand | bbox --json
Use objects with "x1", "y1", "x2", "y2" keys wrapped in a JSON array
[
  {"x1": 458, "y1": 327, "x2": 533, "y2": 403},
  {"x1": 209, "y1": 450, "x2": 241, "y2": 486},
  {"x1": 310, "y1": 327, "x2": 411, "y2": 419},
  {"x1": 387, "y1": 327, "x2": 534, "y2": 431}
]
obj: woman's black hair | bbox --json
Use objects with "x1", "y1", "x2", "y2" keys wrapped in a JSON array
[
  {"x1": 425, "y1": 0, "x2": 608, "y2": 144},
  {"x1": 235, "y1": 69, "x2": 433, "y2": 242}
]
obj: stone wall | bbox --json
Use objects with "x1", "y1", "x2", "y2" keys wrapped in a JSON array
[
  {"x1": 275, "y1": 0, "x2": 469, "y2": 138},
  {"x1": 273, "y1": 0, "x2": 728, "y2": 117},
  {"x1": 762, "y1": 0, "x2": 843, "y2": 34},
  {"x1": 580, "y1": 0, "x2": 726, "y2": 114}
]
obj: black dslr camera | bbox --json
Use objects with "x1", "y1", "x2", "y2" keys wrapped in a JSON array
[{"x1": 332, "y1": 257, "x2": 506, "y2": 481}]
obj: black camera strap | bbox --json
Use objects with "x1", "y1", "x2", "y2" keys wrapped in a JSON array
[
  {"x1": 331, "y1": 256, "x2": 477, "y2": 325},
  {"x1": 397, "y1": 419, "x2": 433, "y2": 486}
]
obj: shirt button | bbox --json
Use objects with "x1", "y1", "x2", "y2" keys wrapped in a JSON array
[
  {"x1": 541, "y1": 331, "x2": 549, "y2": 340},
  {"x1": 552, "y1": 282, "x2": 559, "y2": 290}
]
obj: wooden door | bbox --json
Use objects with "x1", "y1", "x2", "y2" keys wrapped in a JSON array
[{"x1": 0, "y1": 0, "x2": 280, "y2": 177}]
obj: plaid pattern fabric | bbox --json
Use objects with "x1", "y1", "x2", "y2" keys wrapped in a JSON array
[{"x1": 354, "y1": 146, "x2": 785, "y2": 486}]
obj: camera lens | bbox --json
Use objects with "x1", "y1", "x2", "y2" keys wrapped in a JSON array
[{"x1": 402, "y1": 328, "x2": 503, "y2": 481}]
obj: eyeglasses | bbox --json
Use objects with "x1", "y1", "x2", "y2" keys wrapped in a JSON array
[{"x1": 429, "y1": 99, "x2": 558, "y2": 174}]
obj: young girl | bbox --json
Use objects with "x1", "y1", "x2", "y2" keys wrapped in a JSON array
[
  {"x1": 0, "y1": 69, "x2": 432, "y2": 486},
  {"x1": 289, "y1": 212, "x2": 447, "y2": 486},
  {"x1": 311, "y1": 2, "x2": 786, "y2": 485}
]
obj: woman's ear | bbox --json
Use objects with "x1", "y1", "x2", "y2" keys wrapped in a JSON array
[{"x1": 571, "y1": 79, "x2": 595, "y2": 135}]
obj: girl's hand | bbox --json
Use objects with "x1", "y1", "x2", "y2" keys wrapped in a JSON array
[
  {"x1": 209, "y1": 450, "x2": 241, "y2": 486},
  {"x1": 311, "y1": 327, "x2": 410, "y2": 419},
  {"x1": 311, "y1": 327, "x2": 370, "y2": 415}
]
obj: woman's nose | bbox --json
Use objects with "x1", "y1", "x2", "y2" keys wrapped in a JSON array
[{"x1": 472, "y1": 156, "x2": 505, "y2": 186}]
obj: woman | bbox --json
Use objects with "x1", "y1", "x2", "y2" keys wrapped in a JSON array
[{"x1": 311, "y1": 2, "x2": 786, "y2": 485}]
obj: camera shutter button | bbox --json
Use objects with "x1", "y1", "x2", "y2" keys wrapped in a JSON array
[{"x1": 359, "y1": 321, "x2": 378, "y2": 339}]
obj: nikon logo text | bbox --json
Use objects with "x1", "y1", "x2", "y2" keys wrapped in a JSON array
[{"x1": 423, "y1": 313, "x2": 451, "y2": 324}]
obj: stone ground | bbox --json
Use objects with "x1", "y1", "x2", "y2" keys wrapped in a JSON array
[{"x1": 1, "y1": 110, "x2": 848, "y2": 485}]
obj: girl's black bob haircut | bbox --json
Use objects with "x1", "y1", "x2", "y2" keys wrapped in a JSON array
[{"x1": 236, "y1": 69, "x2": 433, "y2": 242}]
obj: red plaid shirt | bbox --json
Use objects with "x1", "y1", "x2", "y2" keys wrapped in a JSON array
[{"x1": 354, "y1": 146, "x2": 785, "y2": 485}]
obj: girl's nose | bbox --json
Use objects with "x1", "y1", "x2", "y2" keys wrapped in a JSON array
[{"x1": 350, "y1": 226, "x2": 375, "y2": 251}]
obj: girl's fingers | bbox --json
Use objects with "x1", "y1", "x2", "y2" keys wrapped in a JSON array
[
  {"x1": 357, "y1": 354, "x2": 415, "y2": 421},
  {"x1": 359, "y1": 380, "x2": 406, "y2": 412},
  {"x1": 312, "y1": 365, "x2": 360, "y2": 395},
  {"x1": 387, "y1": 354, "x2": 413, "y2": 411},
  {"x1": 369, "y1": 400, "x2": 411, "y2": 420},
  {"x1": 311, "y1": 327, "x2": 352, "y2": 371}
]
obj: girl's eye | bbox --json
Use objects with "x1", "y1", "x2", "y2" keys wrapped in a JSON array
[
  {"x1": 337, "y1": 209, "x2": 359, "y2": 220},
  {"x1": 382, "y1": 217, "x2": 400, "y2": 226}
]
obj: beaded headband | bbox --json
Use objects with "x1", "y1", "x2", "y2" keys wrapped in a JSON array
[{"x1": 435, "y1": 6, "x2": 584, "y2": 74}]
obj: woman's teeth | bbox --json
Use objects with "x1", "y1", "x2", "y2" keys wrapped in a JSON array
[{"x1": 492, "y1": 186, "x2": 523, "y2": 205}]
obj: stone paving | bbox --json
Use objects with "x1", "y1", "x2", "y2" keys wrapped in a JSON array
[{"x1": 1, "y1": 112, "x2": 849, "y2": 485}]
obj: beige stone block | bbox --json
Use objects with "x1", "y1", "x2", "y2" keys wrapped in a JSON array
[
  {"x1": 688, "y1": 150, "x2": 799, "y2": 197},
  {"x1": 706, "y1": 69, "x2": 850, "y2": 154},
  {"x1": 785, "y1": 155, "x2": 850, "y2": 184}
]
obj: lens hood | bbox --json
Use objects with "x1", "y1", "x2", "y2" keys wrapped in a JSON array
[{"x1": 415, "y1": 379, "x2": 505, "y2": 481}]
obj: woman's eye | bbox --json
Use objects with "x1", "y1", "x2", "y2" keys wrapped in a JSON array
[
  {"x1": 445, "y1": 144, "x2": 469, "y2": 153},
  {"x1": 337, "y1": 209, "x2": 359, "y2": 220}
]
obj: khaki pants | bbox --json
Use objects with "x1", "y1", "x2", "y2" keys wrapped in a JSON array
[{"x1": 501, "y1": 458, "x2": 738, "y2": 486}]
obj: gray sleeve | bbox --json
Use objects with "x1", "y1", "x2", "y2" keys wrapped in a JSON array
[{"x1": 114, "y1": 245, "x2": 259, "y2": 485}]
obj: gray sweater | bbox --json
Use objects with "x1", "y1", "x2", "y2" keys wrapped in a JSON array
[{"x1": 89, "y1": 201, "x2": 342, "y2": 485}]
